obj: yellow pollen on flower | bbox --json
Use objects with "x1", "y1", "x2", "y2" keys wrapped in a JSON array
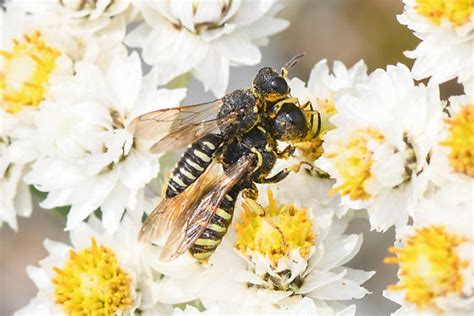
[
  {"x1": 0, "y1": 31, "x2": 60, "y2": 113},
  {"x1": 327, "y1": 128, "x2": 385, "y2": 201},
  {"x1": 441, "y1": 104, "x2": 474, "y2": 177},
  {"x1": 384, "y1": 226, "x2": 469, "y2": 312},
  {"x1": 294, "y1": 134, "x2": 325, "y2": 162},
  {"x1": 316, "y1": 96, "x2": 337, "y2": 117},
  {"x1": 235, "y1": 190, "x2": 315, "y2": 264},
  {"x1": 52, "y1": 238, "x2": 134, "y2": 315},
  {"x1": 415, "y1": 0, "x2": 474, "y2": 27}
]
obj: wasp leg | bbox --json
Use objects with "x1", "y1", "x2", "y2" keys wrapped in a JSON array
[
  {"x1": 256, "y1": 161, "x2": 314, "y2": 184},
  {"x1": 275, "y1": 145, "x2": 295, "y2": 159},
  {"x1": 250, "y1": 147, "x2": 264, "y2": 174},
  {"x1": 301, "y1": 100, "x2": 313, "y2": 110}
]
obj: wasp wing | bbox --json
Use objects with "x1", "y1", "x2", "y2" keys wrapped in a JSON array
[
  {"x1": 138, "y1": 155, "x2": 254, "y2": 261},
  {"x1": 160, "y1": 155, "x2": 254, "y2": 261},
  {"x1": 129, "y1": 99, "x2": 235, "y2": 153}
]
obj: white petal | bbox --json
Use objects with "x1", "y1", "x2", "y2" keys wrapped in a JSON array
[
  {"x1": 309, "y1": 277, "x2": 371, "y2": 300},
  {"x1": 215, "y1": 35, "x2": 261, "y2": 66},
  {"x1": 193, "y1": 48, "x2": 229, "y2": 97},
  {"x1": 101, "y1": 184, "x2": 129, "y2": 234},
  {"x1": 106, "y1": 52, "x2": 142, "y2": 112},
  {"x1": 26, "y1": 266, "x2": 50, "y2": 290},
  {"x1": 297, "y1": 269, "x2": 347, "y2": 294},
  {"x1": 316, "y1": 234, "x2": 363, "y2": 270}
]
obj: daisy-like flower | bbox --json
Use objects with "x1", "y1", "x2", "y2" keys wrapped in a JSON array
[
  {"x1": 384, "y1": 161, "x2": 473, "y2": 316},
  {"x1": 157, "y1": 186, "x2": 372, "y2": 315},
  {"x1": 398, "y1": 0, "x2": 474, "y2": 91},
  {"x1": 0, "y1": 109, "x2": 36, "y2": 230},
  {"x1": 281, "y1": 60, "x2": 369, "y2": 218},
  {"x1": 15, "y1": 215, "x2": 171, "y2": 315},
  {"x1": 126, "y1": 0, "x2": 289, "y2": 97},
  {"x1": 317, "y1": 64, "x2": 444, "y2": 231},
  {"x1": 289, "y1": 59, "x2": 369, "y2": 162},
  {"x1": 1, "y1": 8, "x2": 75, "y2": 114},
  {"x1": 24, "y1": 52, "x2": 186, "y2": 233},
  {"x1": 7, "y1": 0, "x2": 136, "y2": 41},
  {"x1": 384, "y1": 224, "x2": 473, "y2": 315}
]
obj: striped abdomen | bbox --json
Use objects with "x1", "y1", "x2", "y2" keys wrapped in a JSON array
[
  {"x1": 189, "y1": 187, "x2": 239, "y2": 261},
  {"x1": 166, "y1": 134, "x2": 222, "y2": 198}
]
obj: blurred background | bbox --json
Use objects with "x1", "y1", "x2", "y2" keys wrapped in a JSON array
[{"x1": 0, "y1": 0, "x2": 463, "y2": 315}]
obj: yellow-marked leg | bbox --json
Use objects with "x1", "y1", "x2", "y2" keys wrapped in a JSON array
[
  {"x1": 250, "y1": 147, "x2": 264, "y2": 174},
  {"x1": 257, "y1": 161, "x2": 314, "y2": 184}
]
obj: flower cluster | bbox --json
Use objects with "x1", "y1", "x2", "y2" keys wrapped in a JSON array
[
  {"x1": 285, "y1": 0, "x2": 473, "y2": 314},
  {"x1": 1, "y1": 0, "x2": 472, "y2": 315}
]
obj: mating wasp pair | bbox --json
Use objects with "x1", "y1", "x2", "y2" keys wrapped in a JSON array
[{"x1": 128, "y1": 54, "x2": 321, "y2": 262}]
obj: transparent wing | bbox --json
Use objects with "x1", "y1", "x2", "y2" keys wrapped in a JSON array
[
  {"x1": 149, "y1": 114, "x2": 237, "y2": 153},
  {"x1": 128, "y1": 99, "x2": 232, "y2": 153},
  {"x1": 138, "y1": 155, "x2": 254, "y2": 261}
]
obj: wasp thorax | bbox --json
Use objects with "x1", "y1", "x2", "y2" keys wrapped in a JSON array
[
  {"x1": 253, "y1": 67, "x2": 289, "y2": 102},
  {"x1": 269, "y1": 103, "x2": 309, "y2": 141}
]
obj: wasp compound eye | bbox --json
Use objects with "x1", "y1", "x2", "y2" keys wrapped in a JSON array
[{"x1": 270, "y1": 77, "x2": 289, "y2": 94}]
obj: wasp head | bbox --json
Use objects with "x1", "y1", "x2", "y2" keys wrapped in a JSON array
[
  {"x1": 269, "y1": 102, "x2": 309, "y2": 141},
  {"x1": 253, "y1": 67, "x2": 290, "y2": 102}
]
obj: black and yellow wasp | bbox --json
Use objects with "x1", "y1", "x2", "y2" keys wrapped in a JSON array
[{"x1": 128, "y1": 54, "x2": 321, "y2": 262}]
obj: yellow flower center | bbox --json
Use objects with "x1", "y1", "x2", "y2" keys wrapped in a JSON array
[
  {"x1": 415, "y1": 0, "x2": 474, "y2": 27},
  {"x1": 294, "y1": 134, "x2": 325, "y2": 162},
  {"x1": 0, "y1": 31, "x2": 60, "y2": 113},
  {"x1": 327, "y1": 128, "x2": 385, "y2": 201},
  {"x1": 441, "y1": 104, "x2": 474, "y2": 177},
  {"x1": 52, "y1": 238, "x2": 134, "y2": 315},
  {"x1": 385, "y1": 226, "x2": 469, "y2": 312},
  {"x1": 235, "y1": 190, "x2": 315, "y2": 265}
]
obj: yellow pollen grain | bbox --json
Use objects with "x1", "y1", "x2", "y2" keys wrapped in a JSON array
[
  {"x1": 52, "y1": 238, "x2": 134, "y2": 315},
  {"x1": 415, "y1": 0, "x2": 474, "y2": 27},
  {"x1": 384, "y1": 226, "x2": 468, "y2": 312},
  {"x1": 440, "y1": 104, "x2": 474, "y2": 177},
  {"x1": 235, "y1": 190, "x2": 315, "y2": 265},
  {"x1": 0, "y1": 31, "x2": 60, "y2": 113},
  {"x1": 327, "y1": 128, "x2": 385, "y2": 201}
]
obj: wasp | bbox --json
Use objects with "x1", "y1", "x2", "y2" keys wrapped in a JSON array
[{"x1": 129, "y1": 54, "x2": 321, "y2": 262}]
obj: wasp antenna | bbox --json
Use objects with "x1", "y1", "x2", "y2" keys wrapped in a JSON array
[{"x1": 282, "y1": 53, "x2": 305, "y2": 77}]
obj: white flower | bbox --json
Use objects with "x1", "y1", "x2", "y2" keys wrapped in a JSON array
[
  {"x1": 3, "y1": 4, "x2": 128, "y2": 69},
  {"x1": 151, "y1": 179, "x2": 373, "y2": 315},
  {"x1": 398, "y1": 0, "x2": 474, "y2": 92},
  {"x1": 7, "y1": 0, "x2": 135, "y2": 41},
  {"x1": 1, "y1": 8, "x2": 76, "y2": 114},
  {"x1": 286, "y1": 59, "x2": 370, "y2": 217},
  {"x1": 126, "y1": 0, "x2": 289, "y2": 97},
  {"x1": 14, "y1": 215, "x2": 172, "y2": 315},
  {"x1": 0, "y1": 109, "x2": 36, "y2": 230},
  {"x1": 317, "y1": 64, "x2": 445, "y2": 231},
  {"x1": 426, "y1": 94, "x2": 474, "y2": 186},
  {"x1": 25, "y1": 53, "x2": 186, "y2": 233},
  {"x1": 290, "y1": 59, "x2": 369, "y2": 123},
  {"x1": 384, "y1": 224, "x2": 473, "y2": 315}
]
